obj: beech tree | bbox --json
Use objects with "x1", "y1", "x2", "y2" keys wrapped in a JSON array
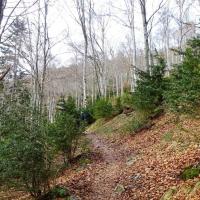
[
  {"x1": 124, "y1": 0, "x2": 137, "y2": 92},
  {"x1": 138, "y1": 0, "x2": 165, "y2": 72},
  {"x1": 0, "y1": 0, "x2": 6, "y2": 29},
  {"x1": 88, "y1": 1, "x2": 110, "y2": 97},
  {"x1": 74, "y1": 0, "x2": 89, "y2": 107}
]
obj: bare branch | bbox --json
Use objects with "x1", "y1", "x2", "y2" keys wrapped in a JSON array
[
  {"x1": 0, "y1": 0, "x2": 22, "y2": 42},
  {"x1": 147, "y1": 0, "x2": 166, "y2": 24}
]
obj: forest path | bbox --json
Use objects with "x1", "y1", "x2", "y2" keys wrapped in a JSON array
[
  {"x1": 86, "y1": 132, "x2": 121, "y2": 164},
  {"x1": 66, "y1": 114, "x2": 195, "y2": 200},
  {"x1": 82, "y1": 132, "x2": 126, "y2": 200}
]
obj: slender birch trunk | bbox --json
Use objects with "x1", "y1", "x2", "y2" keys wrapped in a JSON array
[
  {"x1": 139, "y1": 0, "x2": 150, "y2": 72},
  {"x1": 130, "y1": 0, "x2": 137, "y2": 92},
  {"x1": 75, "y1": 0, "x2": 88, "y2": 107}
]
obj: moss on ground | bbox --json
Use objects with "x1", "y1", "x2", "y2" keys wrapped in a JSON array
[
  {"x1": 87, "y1": 113, "x2": 136, "y2": 137},
  {"x1": 180, "y1": 166, "x2": 200, "y2": 180}
]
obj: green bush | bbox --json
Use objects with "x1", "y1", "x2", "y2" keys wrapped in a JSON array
[
  {"x1": 0, "y1": 88, "x2": 54, "y2": 199},
  {"x1": 49, "y1": 113, "x2": 84, "y2": 164},
  {"x1": 39, "y1": 185, "x2": 70, "y2": 199},
  {"x1": 121, "y1": 92, "x2": 135, "y2": 108},
  {"x1": 49, "y1": 185, "x2": 70, "y2": 198},
  {"x1": 80, "y1": 103, "x2": 95, "y2": 125},
  {"x1": 112, "y1": 97, "x2": 123, "y2": 115},
  {"x1": 133, "y1": 57, "x2": 166, "y2": 113},
  {"x1": 49, "y1": 96, "x2": 85, "y2": 164},
  {"x1": 57, "y1": 96, "x2": 79, "y2": 118},
  {"x1": 164, "y1": 38, "x2": 200, "y2": 115},
  {"x1": 93, "y1": 98, "x2": 113, "y2": 119}
]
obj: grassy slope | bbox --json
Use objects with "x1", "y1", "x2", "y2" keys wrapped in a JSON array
[{"x1": 87, "y1": 112, "x2": 136, "y2": 137}]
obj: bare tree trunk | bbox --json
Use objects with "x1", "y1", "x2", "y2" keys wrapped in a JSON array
[
  {"x1": 165, "y1": 12, "x2": 171, "y2": 74},
  {"x1": 120, "y1": 74, "x2": 124, "y2": 96},
  {"x1": 75, "y1": 65, "x2": 79, "y2": 107},
  {"x1": 112, "y1": 76, "x2": 115, "y2": 96},
  {"x1": 123, "y1": 0, "x2": 138, "y2": 92},
  {"x1": 166, "y1": 31, "x2": 171, "y2": 74},
  {"x1": 149, "y1": 34, "x2": 154, "y2": 67},
  {"x1": 87, "y1": 2, "x2": 109, "y2": 98},
  {"x1": 0, "y1": 0, "x2": 6, "y2": 28},
  {"x1": 177, "y1": 0, "x2": 186, "y2": 62},
  {"x1": 34, "y1": 0, "x2": 41, "y2": 110},
  {"x1": 101, "y1": 20, "x2": 107, "y2": 98},
  {"x1": 139, "y1": 0, "x2": 150, "y2": 72},
  {"x1": 40, "y1": 0, "x2": 49, "y2": 112},
  {"x1": 83, "y1": 42, "x2": 87, "y2": 107},
  {"x1": 130, "y1": 0, "x2": 137, "y2": 92},
  {"x1": 48, "y1": 92, "x2": 55, "y2": 122},
  {"x1": 115, "y1": 74, "x2": 119, "y2": 97},
  {"x1": 75, "y1": 0, "x2": 88, "y2": 107},
  {"x1": 92, "y1": 83, "x2": 94, "y2": 104},
  {"x1": 139, "y1": 0, "x2": 164, "y2": 73}
]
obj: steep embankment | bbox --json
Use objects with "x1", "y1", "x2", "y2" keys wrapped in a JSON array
[{"x1": 61, "y1": 113, "x2": 200, "y2": 200}]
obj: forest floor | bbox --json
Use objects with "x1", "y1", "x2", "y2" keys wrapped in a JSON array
[
  {"x1": 2, "y1": 113, "x2": 200, "y2": 199},
  {"x1": 61, "y1": 113, "x2": 200, "y2": 200}
]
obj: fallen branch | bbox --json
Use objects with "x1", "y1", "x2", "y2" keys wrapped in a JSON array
[{"x1": 0, "y1": 66, "x2": 10, "y2": 81}]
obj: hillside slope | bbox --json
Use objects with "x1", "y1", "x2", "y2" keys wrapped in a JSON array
[
  {"x1": 2, "y1": 113, "x2": 200, "y2": 200},
  {"x1": 61, "y1": 113, "x2": 200, "y2": 200}
]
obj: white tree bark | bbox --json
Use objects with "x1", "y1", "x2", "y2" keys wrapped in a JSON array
[
  {"x1": 115, "y1": 74, "x2": 119, "y2": 97},
  {"x1": 139, "y1": 0, "x2": 164, "y2": 73},
  {"x1": 75, "y1": 0, "x2": 88, "y2": 107},
  {"x1": 139, "y1": 0, "x2": 150, "y2": 72},
  {"x1": 40, "y1": 0, "x2": 49, "y2": 112},
  {"x1": 88, "y1": 2, "x2": 109, "y2": 98},
  {"x1": 126, "y1": 0, "x2": 137, "y2": 92},
  {"x1": 120, "y1": 73, "x2": 124, "y2": 96}
]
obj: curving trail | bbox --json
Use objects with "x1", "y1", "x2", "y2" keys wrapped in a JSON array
[{"x1": 84, "y1": 133, "x2": 125, "y2": 200}]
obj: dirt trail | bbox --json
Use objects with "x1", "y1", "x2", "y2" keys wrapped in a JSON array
[
  {"x1": 87, "y1": 133, "x2": 122, "y2": 163},
  {"x1": 83, "y1": 132, "x2": 126, "y2": 200}
]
